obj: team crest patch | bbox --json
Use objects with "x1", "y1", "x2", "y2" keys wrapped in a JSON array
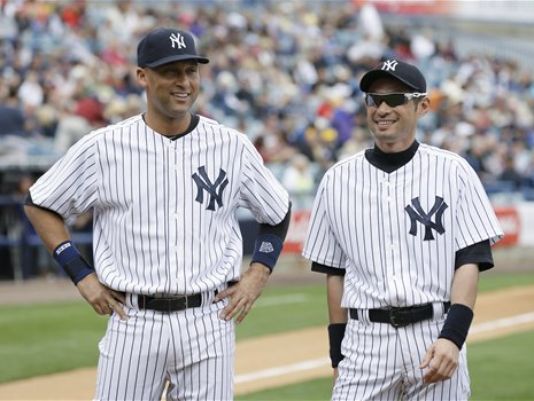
[
  {"x1": 192, "y1": 166, "x2": 229, "y2": 211},
  {"x1": 259, "y1": 241, "x2": 274, "y2": 253},
  {"x1": 405, "y1": 196, "x2": 448, "y2": 241}
]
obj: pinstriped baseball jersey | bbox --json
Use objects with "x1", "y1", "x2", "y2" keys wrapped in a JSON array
[
  {"x1": 303, "y1": 143, "x2": 503, "y2": 309},
  {"x1": 30, "y1": 114, "x2": 289, "y2": 295}
]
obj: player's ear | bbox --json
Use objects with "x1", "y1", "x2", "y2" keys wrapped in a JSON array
[
  {"x1": 136, "y1": 67, "x2": 148, "y2": 88},
  {"x1": 416, "y1": 97, "x2": 430, "y2": 117}
]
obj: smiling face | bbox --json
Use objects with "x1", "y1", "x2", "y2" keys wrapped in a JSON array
[
  {"x1": 365, "y1": 77, "x2": 429, "y2": 152},
  {"x1": 137, "y1": 60, "x2": 200, "y2": 133}
]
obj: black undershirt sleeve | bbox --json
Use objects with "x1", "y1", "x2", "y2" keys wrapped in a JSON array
[
  {"x1": 257, "y1": 202, "x2": 291, "y2": 240},
  {"x1": 24, "y1": 192, "x2": 34, "y2": 206},
  {"x1": 454, "y1": 239, "x2": 494, "y2": 271},
  {"x1": 311, "y1": 262, "x2": 346, "y2": 276},
  {"x1": 24, "y1": 192, "x2": 64, "y2": 220}
]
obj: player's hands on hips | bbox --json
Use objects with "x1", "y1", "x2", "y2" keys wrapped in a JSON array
[
  {"x1": 214, "y1": 262, "x2": 270, "y2": 323},
  {"x1": 76, "y1": 273, "x2": 127, "y2": 320},
  {"x1": 419, "y1": 338, "x2": 459, "y2": 383}
]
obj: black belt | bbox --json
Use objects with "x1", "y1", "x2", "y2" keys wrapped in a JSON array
[
  {"x1": 349, "y1": 302, "x2": 450, "y2": 328},
  {"x1": 135, "y1": 281, "x2": 238, "y2": 313},
  {"x1": 137, "y1": 293, "x2": 202, "y2": 312}
]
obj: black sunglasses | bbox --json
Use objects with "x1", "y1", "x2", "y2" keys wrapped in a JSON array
[{"x1": 364, "y1": 92, "x2": 427, "y2": 108}]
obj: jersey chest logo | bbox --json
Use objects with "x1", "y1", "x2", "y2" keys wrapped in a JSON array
[
  {"x1": 192, "y1": 166, "x2": 229, "y2": 211},
  {"x1": 404, "y1": 196, "x2": 448, "y2": 241}
]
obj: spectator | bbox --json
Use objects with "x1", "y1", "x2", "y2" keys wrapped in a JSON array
[
  {"x1": 0, "y1": 104, "x2": 26, "y2": 136},
  {"x1": 499, "y1": 154, "x2": 524, "y2": 190},
  {"x1": 282, "y1": 154, "x2": 315, "y2": 209}
]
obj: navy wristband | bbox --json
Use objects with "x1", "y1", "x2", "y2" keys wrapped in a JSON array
[
  {"x1": 328, "y1": 323, "x2": 346, "y2": 368},
  {"x1": 53, "y1": 241, "x2": 94, "y2": 284},
  {"x1": 438, "y1": 303, "x2": 474, "y2": 350},
  {"x1": 251, "y1": 234, "x2": 283, "y2": 272}
]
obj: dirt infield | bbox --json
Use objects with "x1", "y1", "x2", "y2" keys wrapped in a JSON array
[{"x1": 1, "y1": 284, "x2": 533, "y2": 400}]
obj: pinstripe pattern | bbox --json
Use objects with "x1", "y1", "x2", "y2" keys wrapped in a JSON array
[
  {"x1": 30, "y1": 114, "x2": 289, "y2": 295},
  {"x1": 303, "y1": 144, "x2": 503, "y2": 309},
  {"x1": 30, "y1": 113, "x2": 289, "y2": 401},
  {"x1": 334, "y1": 307, "x2": 470, "y2": 401},
  {"x1": 303, "y1": 143, "x2": 502, "y2": 400},
  {"x1": 95, "y1": 295, "x2": 234, "y2": 401}
]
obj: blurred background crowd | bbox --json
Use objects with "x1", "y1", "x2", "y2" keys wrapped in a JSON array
[
  {"x1": 1, "y1": 0, "x2": 534, "y2": 278},
  {"x1": 1, "y1": 0, "x2": 534, "y2": 200}
]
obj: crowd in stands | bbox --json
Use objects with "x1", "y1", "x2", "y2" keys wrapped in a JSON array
[{"x1": 1, "y1": 0, "x2": 534, "y2": 203}]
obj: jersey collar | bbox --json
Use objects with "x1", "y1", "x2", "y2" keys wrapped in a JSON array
[
  {"x1": 141, "y1": 113, "x2": 200, "y2": 141},
  {"x1": 169, "y1": 113, "x2": 200, "y2": 141},
  {"x1": 364, "y1": 140, "x2": 419, "y2": 173}
]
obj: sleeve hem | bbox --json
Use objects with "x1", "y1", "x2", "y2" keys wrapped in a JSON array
[{"x1": 311, "y1": 262, "x2": 346, "y2": 276}]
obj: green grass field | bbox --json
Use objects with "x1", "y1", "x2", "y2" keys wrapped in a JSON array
[
  {"x1": 477, "y1": 271, "x2": 534, "y2": 292},
  {"x1": 0, "y1": 284, "x2": 329, "y2": 383},
  {"x1": 0, "y1": 271, "x2": 533, "y2": 395}
]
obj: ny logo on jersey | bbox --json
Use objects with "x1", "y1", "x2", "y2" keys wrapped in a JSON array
[
  {"x1": 405, "y1": 196, "x2": 448, "y2": 241},
  {"x1": 382, "y1": 59, "x2": 398, "y2": 71},
  {"x1": 192, "y1": 166, "x2": 229, "y2": 211},
  {"x1": 169, "y1": 32, "x2": 186, "y2": 49}
]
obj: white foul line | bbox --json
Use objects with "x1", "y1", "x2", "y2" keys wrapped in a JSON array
[
  {"x1": 255, "y1": 294, "x2": 308, "y2": 307},
  {"x1": 235, "y1": 312, "x2": 534, "y2": 385},
  {"x1": 235, "y1": 358, "x2": 330, "y2": 384},
  {"x1": 469, "y1": 312, "x2": 534, "y2": 335}
]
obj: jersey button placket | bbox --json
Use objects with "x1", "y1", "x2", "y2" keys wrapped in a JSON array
[{"x1": 383, "y1": 177, "x2": 398, "y2": 301}]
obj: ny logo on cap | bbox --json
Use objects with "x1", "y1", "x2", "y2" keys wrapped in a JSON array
[
  {"x1": 169, "y1": 32, "x2": 186, "y2": 49},
  {"x1": 382, "y1": 59, "x2": 398, "y2": 71}
]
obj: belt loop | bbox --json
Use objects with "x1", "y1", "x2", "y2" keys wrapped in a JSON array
[
  {"x1": 431, "y1": 302, "x2": 447, "y2": 320},
  {"x1": 431, "y1": 302, "x2": 439, "y2": 319},
  {"x1": 359, "y1": 309, "x2": 370, "y2": 324}
]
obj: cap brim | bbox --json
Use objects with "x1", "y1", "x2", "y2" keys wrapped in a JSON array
[
  {"x1": 360, "y1": 70, "x2": 418, "y2": 92},
  {"x1": 143, "y1": 55, "x2": 209, "y2": 68}
]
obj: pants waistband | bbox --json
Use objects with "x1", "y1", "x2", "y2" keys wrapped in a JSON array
[{"x1": 349, "y1": 302, "x2": 450, "y2": 328}]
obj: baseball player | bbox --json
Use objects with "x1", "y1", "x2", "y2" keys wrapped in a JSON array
[
  {"x1": 303, "y1": 59, "x2": 503, "y2": 400},
  {"x1": 24, "y1": 27, "x2": 291, "y2": 401}
]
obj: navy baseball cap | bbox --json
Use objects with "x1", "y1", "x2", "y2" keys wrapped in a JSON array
[
  {"x1": 137, "y1": 28, "x2": 209, "y2": 68},
  {"x1": 359, "y1": 59, "x2": 426, "y2": 93}
]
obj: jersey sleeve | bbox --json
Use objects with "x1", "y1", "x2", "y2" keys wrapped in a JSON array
[
  {"x1": 454, "y1": 158, "x2": 503, "y2": 250},
  {"x1": 238, "y1": 137, "x2": 289, "y2": 224},
  {"x1": 29, "y1": 132, "x2": 100, "y2": 219},
  {"x1": 302, "y1": 173, "x2": 347, "y2": 270}
]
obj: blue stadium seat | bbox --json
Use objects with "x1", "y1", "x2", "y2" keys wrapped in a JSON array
[
  {"x1": 483, "y1": 180, "x2": 517, "y2": 195},
  {"x1": 521, "y1": 188, "x2": 534, "y2": 201}
]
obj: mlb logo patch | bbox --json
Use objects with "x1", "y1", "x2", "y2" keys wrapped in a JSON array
[{"x1": 259, "y1": 241, "x2": 274, "y2": 253}]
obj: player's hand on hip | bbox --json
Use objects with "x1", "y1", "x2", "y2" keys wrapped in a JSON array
[
  {"x1": 214, "y1": 262, "x2": 270, "y2": 323},
  {"x1": 420, "y1": 338, "x2": 459, "y2": 383},
  {"x1": 76, "y1": 273, "x2": 128, "y2": 321}
]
